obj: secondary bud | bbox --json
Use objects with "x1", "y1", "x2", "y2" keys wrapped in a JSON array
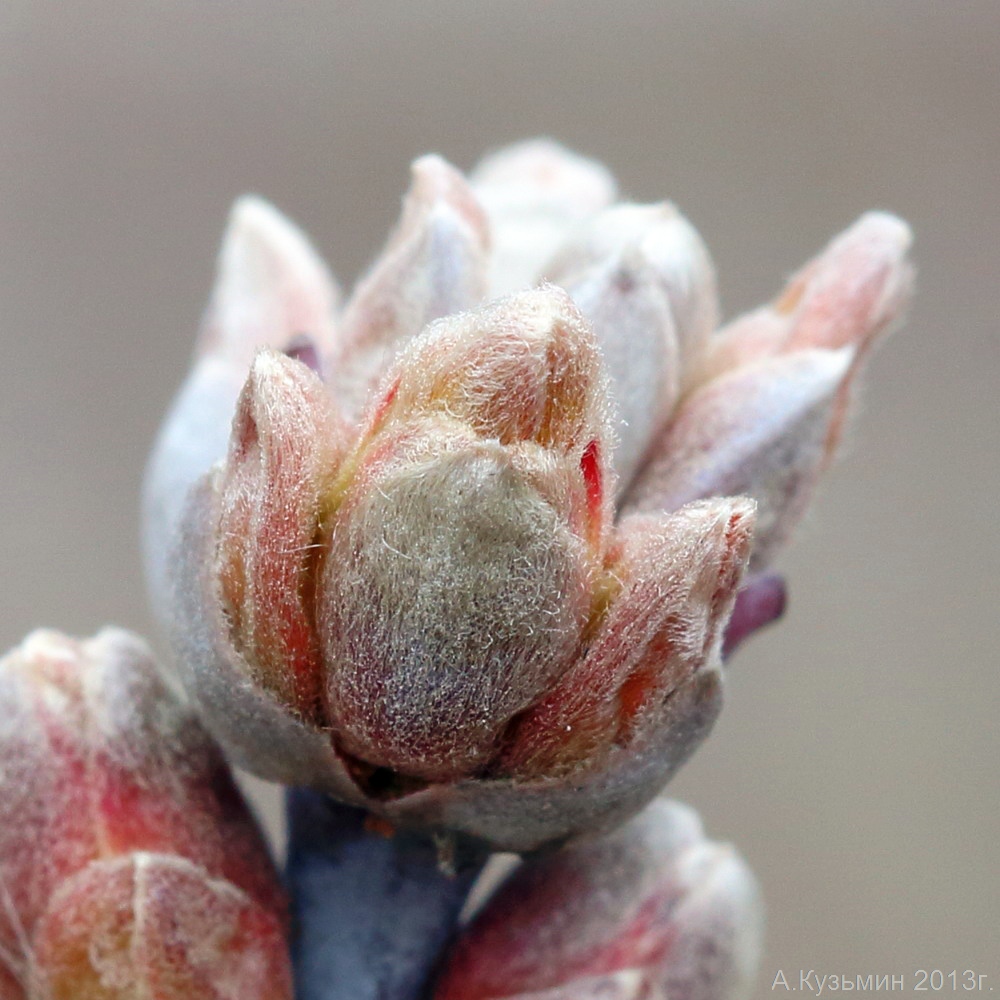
[
  {"x1": 0, "y1": 629, "x2": 291, "y2": 1000},
  {"x1": 336, "y1": 155, "x2": 491, "y2": 416},
  {"x1": 625, "y1": 350, "x2": 853, "y2": 567},
  {"x1": 472, "y1": 139, "x2": 617, "y2": 295},
  {"x1": 435, "y1": 799, "x2": 762, "y2": 1000},
  {"x1": 703, "y1": 212, "x2": 913, "y2": 379},
  {"x1": 31, "y1": 854, "x2": 291, "y2": 1000},
  {"x1": 547, "y1": 203, "x2": 719, "y2": 371}
]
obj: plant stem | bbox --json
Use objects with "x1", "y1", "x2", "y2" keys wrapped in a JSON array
[{"x1": 285, "y1": 788, "x2": 489, "y2": 1000}]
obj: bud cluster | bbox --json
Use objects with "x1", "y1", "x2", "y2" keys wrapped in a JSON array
[{"x1": 144, "y1": 140, "x2": 912, "y2": 853}]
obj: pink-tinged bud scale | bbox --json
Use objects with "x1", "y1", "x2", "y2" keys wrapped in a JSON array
[
  {"x1": 335, "y1": 156, "x2": 491, "y2": 417},
  {"x1": 501, "y1": 499, "x2": 754, "y2": 778},
  {"x1": 216, "y1": 351, "x2": 346, "y2": 722}
]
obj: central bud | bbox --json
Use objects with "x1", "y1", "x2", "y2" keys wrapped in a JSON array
[{"x1": 319, "y1": 443, "x2": 592, "y2": 781}]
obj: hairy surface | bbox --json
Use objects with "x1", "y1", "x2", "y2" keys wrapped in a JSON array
[{"x1": 143, "y1": 140, "x2": 913, "y2": 850}]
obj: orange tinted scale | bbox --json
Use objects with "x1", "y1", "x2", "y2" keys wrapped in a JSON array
[
  {"x1": 255, "y1": 549, "x2": 322, "y2": 720},
  {"x1": 33, "y1": 868, "x2": 138, "y2": 1000},
  {"x1": 363, "y1": 815, "x2": 397, "y2": 839},
  {"x1": 616, "y1": 667, "x2": 657, "y2": 731},
  {"x1": 537, "y1": 336, "x2": 586, "y2": 449},
  {"x1": 773, "y1": 269, "x2": 809, "y2": 315}
]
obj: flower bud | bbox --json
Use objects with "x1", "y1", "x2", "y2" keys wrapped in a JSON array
[
  {"x1": 702, "y1": 212, "x2": 913, "y2": 378},
  {"x1": 434, "y1": 799, "x2": 762, "y2": 1000},
  {"x1": 472, "y1": 139, "x2": 617, "y2": 295},
  {"x1": 625, "y1": 349, "x2": 852, "y2": 567},
  {"x1": 626, "y1": 212, "x2": 913, "y2": 568},
  {"x1": 200, "y1": 196, "x2": 341, "y2": 369},
  {"x1": 501, "y1": 499, "x2": 754, "y2": 778},
  {"x1": 557, "y1": 252, "x2": 681, "y2": 487},
  {"x1": 361, "y1": 286, "x2": 612, "y2": 465},
  {"x1": 547, "y1": 202, "x2": 719, "y2": 370},
  {"x1": 146, "y1": 141, "x2": 911, "y2": 850},
  {"x1": 319, "y1": 429, "x2": 596, "y2": 781},
  {"x1": 144, "y1": 195, "x2": 341, "y2": 623},
  {"x1": 335, "y1": 155, "x2": 491, "y2": 416},
  {"x1": 0, "y1": 628, "x2": 291, "y2": 1000}
]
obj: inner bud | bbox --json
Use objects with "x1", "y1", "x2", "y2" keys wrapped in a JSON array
[{"x1": 318, "y1": 445, "x2": 592, "y2": 782}]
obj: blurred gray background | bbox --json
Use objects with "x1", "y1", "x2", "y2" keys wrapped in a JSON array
[{"x1": 2, "y1": 1, "x2": 997, "y2": 989}]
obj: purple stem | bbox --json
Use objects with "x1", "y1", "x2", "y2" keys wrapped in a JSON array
[
  {"x1": 285, "y1": 789, "x2": 489, "y2": 1000},
  {"x1": 722, "y1": 572, "x2": 787, "y2": 659},
  {"x1": 284, "y1": 334, "x2": 323, "y2": 376}
]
